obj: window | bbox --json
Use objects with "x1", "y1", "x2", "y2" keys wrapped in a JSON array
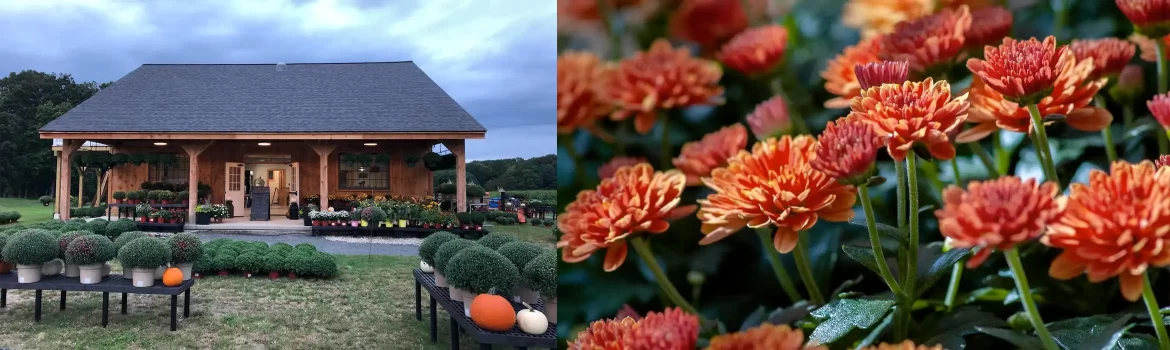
[
  {"x1": 148, "y1": 154, "x2": 189, "y2": 184},
  {"x1": 339, "y1": 153, "x2": 389, "y2": 189}
]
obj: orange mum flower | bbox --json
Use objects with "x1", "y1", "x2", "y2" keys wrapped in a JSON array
[
  {"x1": 812, "y1": 118, "x2": 883, "y2": 185},
  {"x1": 673, "y1": 124, "x2": 748, "y2": 186},
  {"x1": 967, "y1": 36, "x2": 1073, "y2": 105},
  {"x1": 1148, "y1": 93, "x2": 1170, "y2": 128},
  {"x1": 855, "y1": 60, "x2": 910, "y2": 90},
  {"x1": 599, "y1": 156, "x2": 649, "y2": 179},
  {"x1": 1043, "y1": 161, "x2": 1170, "y2": 301},
  {"x1": 604, "y1": 39, "x2": 724, "y2": 134},
  {"x1": 964, "y1": 7, "x2": 1014, "y2": 50},
  {"x1": 1129, "y1": 33, "x2": 1170, "y2": 62},
  {"x1": 570, "y1": 308, "x2": 700, "y2": 350},
  {"x1": 670, "y1": 0, "x2": 765, "y2": 50},
  {"x1": 842, "y1": 0, "x2": 933, "y2": 39},
  {"x1": 717, "y1": 25, "x2": 788, "y2": 77},
  {"x1": 849, "y1": 78, "x2": 969, "y2": 161},
  {"x1": 746, "y1": 96, "x2": 792, "y2": 139},
  {"x1": 557, "y1": 163, "x2": 696, "y2": 271},
  {"x1": 935, "y1": 176, "x2": 1063, "y2": 268},
  {"x1": 1069, "y1": 38, "x2": 1136, "y2": 81},
  {"x1": 697, "y1": 136, "x2": 856, "y2": 253},
  {"x1": 558, "y1": 52, "x2": 611, "y2": 134},
  {"x1": 881, "y1": 5, "x2": 972, "y2": 77},
  {"x1": 1117, "y1": 0, "x2": 1170, "y2": 37},
  {"x1": 705, "y1": 323, "x2": 826, "y2": 350},
  {"x1": 1158, "y1": 155, "x2": 1170, "y2": 168},
  {"x1": 822, "y1": 37, "x2": 883, "y2": 108},
  {"x1": 857, "y1": 341, "x2": 945, "y2": 350},
  {"x1": 558, "y1": 0, "x2": 654, "y2": 32}
]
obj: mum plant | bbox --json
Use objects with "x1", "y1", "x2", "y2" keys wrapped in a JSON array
[
  {"x1": 419, "y1": 231, "x2": 459, "y2": 266},
  {"x1": 434, "y1": 239, "x2": 478, "y2": 276},
  {"x1": 477, "y1": 232, "x2": 517, "y2": 250},
  {"x1": 446, "y1": 245, "x2": 518, "y2": 295},
  {"x1": 65, "y1": 235, "x2": 116, "y2": 265},
  {"x1": 117, "y1": 238, "x2": 171, "y2": 269},
  {"x1": 169, "y1": 233, "x2": 204, "y2": 265},
  {"x1": 2, "y1": 230, "x2": 58, "y2": 265}
]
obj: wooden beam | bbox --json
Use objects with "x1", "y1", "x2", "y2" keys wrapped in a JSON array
[
  {"x1": 181, "y1": 141, "x2": 214, "y2": 222},
  {"x1": 57, "y1": 140, "x2": 83, "y2": 220},
  {"x1": 442, "y1": 140, "x2": 467, "y2": 213},
  {"x1": 40, "y1": 131, "x2": 486, "y2": 140},
  {"x1": 307, "y1": 142, "x2": 338, "y2": 210},
  {"x1": 93, "y1": 170, "x2": 109, "y2": 207}
]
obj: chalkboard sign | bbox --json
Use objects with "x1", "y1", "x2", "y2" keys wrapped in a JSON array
[{"x1": 251, "y1": 186, "x2": 270, "y2": 221}]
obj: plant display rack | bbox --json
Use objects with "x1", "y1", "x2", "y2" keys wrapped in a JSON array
[
  {"x1": 0, "y1": 273, "x2": 195, "y2": 331},
  {"x1": 413, "y1": 269, "x2": 555, "y2": 349}
]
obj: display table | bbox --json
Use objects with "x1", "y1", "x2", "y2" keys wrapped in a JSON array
[
  {"x1": 413, "y1": 269, "x2": 556, "y2": 349},
  {"x1": 0, "y1": 273, "x2": 194, "y2": 331}
]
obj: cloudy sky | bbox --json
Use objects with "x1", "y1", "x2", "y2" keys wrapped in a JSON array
[{"x1": 0, "y1": 0, "x2": 556, "y2": 161}]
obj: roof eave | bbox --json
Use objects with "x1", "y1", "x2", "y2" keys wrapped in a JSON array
[{"x1": 39, "y1": 131, "x2": 487, "y2": 140}]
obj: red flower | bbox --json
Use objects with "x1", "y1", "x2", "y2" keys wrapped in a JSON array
[
  {"x1": 964, "y1": 7, "x2": 1014, "y2": 50},
  {"x1": 746, "y1": 96, "x2": 792, "y2": 139},
  {"x1": 967, "y1": 36, "x2": 1069, "y2": 105},
  {"x1": 857, "y1": 341, "x2": 944, "y2": 350},
  {"x1": 1157, "y1": 155, "x2": 1170, "y2": 168},
  {"x1": 599, "y1": 157, "x2": 649, "y2": 179},
  {"x1": 673, "y1": 124, "x2": 748, "y2": 186},
  {"x1": 603, "y1": 39, "x2": 724, "y2": 134},
  {"x1": 570, "y1": 307, "x2": 699, "y2": 350},
  {"x1": 854, "y1": 60, "x2": 909, "y2": 90},
  {"x1": 1069, "y1": 38, "x2": 1137, "y2": 81},
  {"x1": 670, "y1": 0, "x2": 766, "y2": 50},
  {"x1": 1117, "y1": 0, "x2": 1170, "y2": 36},
  {"x1": 881, "y1": 5, "x2": 972, "y2": 76},
  {"x1": 822, "y1": 37, "x2": 883, "y2": 108},
  {"x1": 705, "y1": 323, "x2": 825, "y2": 350},
  {"x1": 812, "y1": 118, "x2": 883, "y2": 185},
  {"x1": 1148, "y1": 93, "x2": 1170, "y2": 128},
  {"x1": 717, "y1": 25, "x2": 788, "y2": 76},
  {"x1": 848, "y1": 78, "x2": 969, "y2": 161},
  {"x1": 935, "y1": 176, "x2": 1064, "y2": 268},
  {"x1": 842, "y1": 0, "x2": 934, "y2": 39},
  {"x1": 558, "y1": 52, "x2": 611, "y2": 134}
]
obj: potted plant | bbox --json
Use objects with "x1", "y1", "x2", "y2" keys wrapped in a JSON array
[
  {"x1": 126, "y1": 191, "x2": 141, "y2": 204},
  {"x1": 158, "y1": 209, "x2": 173, "y2": 224},
  {"x1": 58, "y1": 231, "x2": 88, "y2": 277},
  {"x1": 337, "y1": 210, "x2": 350, "y2": 226},
  {"x1": 177, "y1": 190, "x2": 190, "y2": 205},
  {"x1": 284, "y1": 251, "x2": 311, "y2": 279},
  {"x1": 499, "y1": 242, "x2": 545, "y2": 304},
  {"x1": 359, "y1": 207, "x2": 374, "y2": 227},
  {"x1": 2, "y1": 230, "x2": 58, "y2": 283},
  {"x1": 225, "y1": 200, "x2": 235, "y2": 218},
  {"x1": 446, "y1": 246, "x2": 519, "y2": 317},
  {"x1": 530, "y1": 218, "x2": 542, "y2": 227},
  {"x1": 39, "y1": 195, "x2": 52, "y2": 206},
  {"x1": 418, "y1": 231, "x2": 458, "y2": 274},
  {"x1": 212, "y1": 251, "x2": 236, "y2": 276},
  {"x1": 302, "y1": 204, "x2": 318, "y2": 226},
  {"x1": 66, "y1": 235, "x2": 116, "y2": 284},
  {"x1": 159, "y1": 190, "x2": 175, "y2": 204},
  {"x1": 113, "y1": 191, "x2": 127, "y2": 204},
  {"x1": 195, "y1": 205, "x2": 212, "y2": 225},
  {"x1": 471, "y1": 212, "x2": 486, "y2": 231},
  {"x1": 369, "y1": 206, "x2": 387, "y2": 228},
  {"x1": 457, "y1": 212, "x2": 471, "y2": 230},
  {"x1": 118, "y1": 238, "x2": 171, "y2": 287},
  {"x1": 146, "y1": 190, "x2": 160, "y2": 204},
  {"x1": 263, "y1": 252, "x2": 284, "y2": 279},
  {"x1": 524, "y1": 251, "x2": 557, "y2": 323},
  {"x1": 544, "y1": 219, "x2": 554, "y2": 227},
  {"x1": 236, "y1": 252, "x2": 263, "y2": 278},
  {"x1": 434, "y1": 239, "x2": 478, "y2": 293},
  {"x1": 169, "y1": 233, "x2": 203, "y2": 280}
]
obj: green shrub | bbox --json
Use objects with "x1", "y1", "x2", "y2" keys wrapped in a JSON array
[
  {"x1": 60, "y1": 220, "x2": 88, "y2": 233},
  {"x1": 113, "y1": 231, "x2": 149, "y2": 252},
  {"x1": 235, "y1": 252, "x2": 264, "y2": 273},
  {"x1": 434, "y1": 239, "x2": 478, "y2": 275},
  {"x1": 66, "y1": 235, "x2": 116, "y2": 265},
  {"x1": 169, "y1": 233, "x2": 204, "y2": 264},
  {"x1": 295, "y1": 243, "x2": 317, "y2": 253},
  {"x1": 447, "y1": 246, "x2": 519, "y2": 295},
  {"x1": 112, "y1": 191, "x2": 126, "y2": 201},
  {"x1": 211, "y1": 253, "x2": 237, "y2": 271},
  {"x1": 437, "y1": 182, "x2": 457, "y2": 195},
  {"x1": 272, "y1": 242, "x2": 294, "y2": 253},
  {"x1": 529, "y1": 218, "x2": 542, "y2": 226},
  {"x1": 205, "y1": 238, "x2": 232, "y2": 250},
  {"x1": 524, "y1": 251, "x2": 557, "y2": 299},
  {"x1": 217, "y1": 247, "x2": 239, "y2": 257},
  {"x1": 283, "y1": 251, "x2": 312, "y2": 275},
  {"x1": 307, "y1": 252, "x2": 339, "y2": 278},
  {"x1": 38, "y1": 220, "x2": 65, "y2": 231},
  {"x1": 58, "y1": 231, "x2": 89, "y2": 258},
  {"x1": 0, "y1": 235, "x2": 7, "y2": 254},
  {"x1": 497, "y1": 242, "x2": 544, "y2": 273},
  {"x1": 477, "y1": 232, "x2": 517, "y2": 250},
  {"x1": 262, "y1": 252, "x2": 285, "y2": 272},
  {"x1": 105, "y1": 220, "x2": 136, "y2": 239},
  {"x1": 118, "y1": 238, "x2": 171, "y2": 268},
  {"x1": 3, "y1": 230, "x2": 58, "y2": 265},
  {"x1": 68, "y1": 218, "x2": 86, "y2": 224},
  {"x1": 419, "y1": 231, "x2": 459, "y2": 265},
  {"x1": 39, "y1": 196, "x2": 52, "y2": 205},
  {"x1": 192, "y1": 254, "x2": 213, "y2": 274},
  {"x1": 84, "y1": 219, "x2": 108, "y2": 236}
]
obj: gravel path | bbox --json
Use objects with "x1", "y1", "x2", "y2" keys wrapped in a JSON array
[{"x1": 185, "y1": 231, "x2": 419, "y2": 256}]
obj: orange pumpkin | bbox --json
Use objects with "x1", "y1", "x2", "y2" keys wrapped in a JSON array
[
  {"x1": 162, "y1": 267, "x2": 183, "y2": 287},
  {"x1": 470, "y1": 293, "x2": 515, "y2": 331}
]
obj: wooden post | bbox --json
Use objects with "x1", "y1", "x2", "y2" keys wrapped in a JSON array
[
  {"x1": 307, "y1": 142, "x2": 338, "y2": 210},
  {"x1": 442, "y1": 140, "x2": 467, "y2": 213},
  {"x1": 181, "y1": 142, "x2": 213, "y2": 223},
  {"x1": 57, "y1": 140, "x2": 82, "y2": 220},
  {"x1": 76, "y1": 167, "x2": 86, "y2": 209},
  {"x1": 53, "y1": 150, "x2": 61, "y2": 214}
]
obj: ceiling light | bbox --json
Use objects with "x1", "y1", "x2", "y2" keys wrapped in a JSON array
[
  {"x1": 364, "y1": 143, "x2": 377, "y2": 146},
  {"x1": 153, "y1": 142, "x2": 167, "y2": 146},
  {"x1": 258, "y1": 142, "x2": 271, "y2": 146}
]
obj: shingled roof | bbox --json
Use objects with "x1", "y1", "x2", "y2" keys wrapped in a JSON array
[{"x1": 39, "y1": 62, "x2": 486, "y2": 134}]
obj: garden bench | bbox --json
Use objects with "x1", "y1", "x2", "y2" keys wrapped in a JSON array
[
  {"x1": 0, "y1": 273, "x2": 194, "y2": 331},
  {"x1": 413, "y1": 269, "x2": 556, "y2": 350}
]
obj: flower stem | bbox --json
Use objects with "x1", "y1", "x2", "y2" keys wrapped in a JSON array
[
  {"x1": 1052, "y1": 0, "x2": 1069, "y2": 42},
  {"x1": 905, "y1": 156, "x2": 920, "y2": 293},
  {"x1": 755, "y1": 228, "x2": 804, "y2": 302},
  {"x1": 629, "y1": 236, "x2": 699, "y2": 315},
  {"x1": 1004, "y1": 247, "x2": 1059, "y2": 350},
  {"x1": 943, "y1": 258, "x2": 964, "y2": 312},
  {"x1": 1157, "y1": 38, "x2": 1168, "y2": 94},
  {"x1": 896, "y1": 160, "x2": 907, "y2": 230},
  {"x1": 660, "y1": 114, "x2": 672, "y2": 169},
  {"x1": 1142, "y1": 271, "x2": 1170, "y2": 350},
  {"x1": 1027, "y1": 104, "x2": 1060, "y2": 185},
  {"x1": 1124, "y1": 104, "x2": 1136, "y2": 129},
  {"x1": 950, "y1": 158, "x2": 962, "y2": 184},
  {"x1": 594, "y1": 0, "x2": 622, "y2": 61},
  {"x1": 859, "y1": 184, "x2": 902, "y2": 295},
  {"x1": 920, "y1": 160, "x2": 945, "y2": 202},
  {"x1": 968, "y1": 141, "x2": 1001, "y2": 178},
  {"x1": 792, "y1": 232, "x2": 825, "y2": 305},
  {"x1": 993, "y1": 131, "x2": 1010, "y2": 176},
  {"x1": 1163, "y1": 129, "x2": 1170, "y2": 156},
  {"x1": 1095, "y1": 97, "x2": 1118, "y2": 163}
]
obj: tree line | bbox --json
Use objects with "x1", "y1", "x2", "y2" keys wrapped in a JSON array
[{"x1": 432, "y1": 154, "x2": 556, "y2": 191}]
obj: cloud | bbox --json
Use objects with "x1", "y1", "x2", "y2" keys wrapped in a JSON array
[{"x1": 0, "y1": 0, "x2": 554, "y2": 159}]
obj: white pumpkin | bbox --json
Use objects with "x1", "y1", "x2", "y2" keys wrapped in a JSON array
[
  {"x1": 420, "y1": 261, "x2": 434, "y2": 273},
  {"x1": 516, "y1": 302, "x2": 548, "y2": 335},
  {"x1": 42, "y1": 259, "x2": 64, "y2": 276}
]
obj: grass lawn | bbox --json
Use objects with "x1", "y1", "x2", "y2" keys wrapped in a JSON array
[
  {"x1": 0, "y1": 197, "x2": 55, "y2": 227},
  {"x1": 488, "y1": 220, "x2": 556, "y2": 248},
  {"x1": 0, "y1": 255, "x2": 495, "y2": 349}
]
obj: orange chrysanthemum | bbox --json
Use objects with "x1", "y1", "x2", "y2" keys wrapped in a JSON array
[
  {"x1": 1069, "y1": 38, "x2": 1136, "y2": 81},
  {"x1": 964, "y1": 7, "x2": 1013, "y2": 50},
  {"x1": 599, "y1": 156, "x2": 649, "y2": 179},
  {"x1": 670, "y1": 0, "x2": 766, "y2": 50},
  {"x1": 1043, "y1": 161, "x2": 1170, "y2": 302},
  {"x1": 935, "y1": 176, "x2": 1064, "y2": 268},
  {"x1": 603, "y1": 39, "x2": 724, "y2": 134},
  {"x1": 881, "y1": 5, "x2": 972, "y2": 76},
  {"x1": 673, "y1": 124, "x2": 748, "y2": 186},
  {"x1": 570, "y1": 308, "x2": 700, "y2": 350},
  {"x1": 857, "y1": 340, "x2": 945, "y2": 350},
  {"x1": 557, "y1": 163, "x2": 696, "y2": 271},
  {"x1": 697, "y1": 136, "x2": 856, "y2": 253},
  {"x1": 705, "y1": 323, "x2": 826, "y2": 350},
  {"x1": 558, "y1": 52, "x2": 611, "y2": 134},
  {"x1": 842, "y1": 0, "x2": 933, "y2": 39},
  {"x1": 822, "y1": 37, "x2": 883, "y2": 108},
  {"x1": 558, "y1": 0, "x2": 648, "y2": 22},
  {"x1": 1117, "y1": 0, "x2": 1170, "y2": 37},
  {"x1": 855, "y1": 61, "x2": 910, "y2": 90},
  {"x1": 1158, "y1": 155, "x2": 1170, "y2": 168},
  {"x1": 717, "y1": 25, "x2": 788, "y2": 76},
  {"x1": 1148, "y1": 93, "x2": 1170, "y2": 128},
  {"x1": 848, "y1": 78, "x2": 969, "y2": 161},
  {"x1": 967, "y1": 36, "x2": 1073, "y2": 105},
  {"x1": 957, "y1": 51, "x2": 1110, "y2": 143},
  {"x1": 812, "y1": 118, "x2": 883, "y2": 185},
  {"x1": 747, "y1": 96, "x2": 792, "y2": 139}
]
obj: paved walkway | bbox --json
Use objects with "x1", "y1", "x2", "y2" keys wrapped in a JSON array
[{"x1": 186, "y1": 231, "x2": 419, "y2": 256}]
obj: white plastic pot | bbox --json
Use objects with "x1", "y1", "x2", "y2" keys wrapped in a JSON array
[
  {"x1": 63, "y1": 262, "x2": 80, "y2": 278},
  {"x1": 543, "y1": 298, "x2": 557, "y2": 324},
  {"x1": 462, "y1": 293, "x2": 478, "y2": 317},
  {"x1": 42, "y1": 259, "x2": 63, "y2": 276},
  {"x1": 449, "y1": 287, "x2": 463, "y2": 300},
  {"x1": 79, "y1": 264, "x2": 104, "y2": 284},
  {"x1": 131, "y1": 267, "x2": 155, "y2": 287},
  {"x1": 434, "y1": 271, "x2": 448, "y2": 287},
  {"x1": 154, "y1": 266, "x2": 166, "y2": 279},
  {"x1": 175, "y1": 262, "x2": 194, "y2": 281},
  {"x1": 16, "y1": 264, "x2": 43, "y2": 283}
]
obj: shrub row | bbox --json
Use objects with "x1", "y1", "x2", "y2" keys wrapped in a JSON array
[
  {"x1": 0, "y1": 211, "x2": 21, "y2": 224},
  {"x1": 192, "y1": 239, "x2": 337, "y2": 278},
  {"x1": 69, "y1": 207, "x2": 107, "y2": 218}
]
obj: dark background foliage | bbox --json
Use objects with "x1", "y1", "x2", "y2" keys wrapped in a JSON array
[
  {"x1": 556, "y1": 0, "x2": 1169, "y2": 347},
  {"x1": 432, "y1": 154, "x2": 557, "y2": 191}
]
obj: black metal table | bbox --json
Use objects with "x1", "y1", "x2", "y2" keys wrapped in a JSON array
[
  {"x1": 0, "y1": 273, "x2": 194, "y2": 331},
  {"x1": 314, "y1": 226, "x2": 489, "y2": 239},
  {"x1": 413, "y1": 269, "x2": 556, "y2": 349},
  {"x1": 135, "y1": 222, "x2": 185, "y2": 233}
]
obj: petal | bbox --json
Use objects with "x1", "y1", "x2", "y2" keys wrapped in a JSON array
[
  {"x1": 1065, "y1": 107, "x2": 1113, "y2": 132},
  {"x1": 927, "y1": 141, "x2": 957, "y2": 160},
  {"x1": 774, "y1": 226, "x2": 799, "y2": 254},
  {"x1": 1048, "y1": 252, "x2": 1086, "y2": 280},
  {"x1": 664, "y1": 204, "x2": 698, "y2": 221},
  {"x1": 1118, "y1": 272, "x2": 1143, "y2": 302},
  {"x1": 955, "y1": 122, "x2": 999, "y2": 143},
  {"x1": 602, "y1": 243, "x2": 629, "y2": 272},
  {"x1": 965, "y1": 248, "x2": 993, "y2": 269},
  {"x1": 699, "y1": 219, "x2": 746, "y2": 245},
  {"x1": 634, "y1": 112, "x2": 657, "y2": 134}
]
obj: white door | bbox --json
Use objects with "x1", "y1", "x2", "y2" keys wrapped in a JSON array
[
  {"x1": 225, "y1": 163, "x2": 245, "y2": 217},
  {"x1": 289, "y1": 162, "x2": 300, "y2": 205}
]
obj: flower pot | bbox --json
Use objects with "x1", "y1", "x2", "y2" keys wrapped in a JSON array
[
  {"x1": 79, "y1": 263, "x2": 104, "y2": 284},
  {"x1": 462, "y1": 293, "x2": 478, "y2": 317},
  {"x1": 543, "y1": 298, "x2": 557, "y2": 323},
  {"x1": 131, "y1": 267, "x2": 155, "y2": 287},
  {"x1": 246, "y1": 272, "x2": 253, "y2": 278},
  {"x1": 175, "y1": 262, "x2": 194, "y2": 280},
  {"x1": 288, "y1": 272, "x2": 297, "y2": 279},
  {"x1": 313, "y1": 220, "x2": 321, "y2": 226},
  {"x1": 169, "y1": 218, "x2": 179, "y2": 224},
  {"x1": 64, "y1": 262, "x2": 80, "y2": 277},
  {"x1": 544, "y1": 222, "x2": 553, "y2": 227},
  {"x1": 351, "y1": 221, "x2": 359, "y2": 227},
  {"x1": 196, "y1": 212, "x2": 211, "y2": 225},
  {"x1": 449, "y1": 286, "x2": 462, "y2": 300},
  {"x1": 461, "y1": 225, "x2": 469, "y2": 230},
  {"x1": 360, "y1": 220, "x2": 368, "y2": 227},
  {"x1": 398, "y1": 219, "x2": 407, "y2": 227},
  {"x1": 150, "y1": 200, "x2": 158, "y2": 204},
  {"x1": 512, "y1": 285, "x2": 540, "y2": 304},
  {"x1": 434, "y1": 271, "x2": 448, "y2": 287},
  {"x1": 476, "y1": 225, "x2": 483, "y2": 231},
  {"x1": 161, "y1": 200, "x2": 170, "y2": 204},
  {"x1": 0, "y1": 261, "x2": 12, "y2": 274},
  {"x1": 218, "y1": 270, "x2": 228, "y2": 276},
  {"x1": 102, "y1": 262, "x2": 111, "y2": 276},
  {"x1": 154, "y1": 266, "x2": 167, "y2": 279},
  {"x1": 16, "y1": 264, "x2": 43, "y2": 283},
  {"x1": 140, "y1": 217, "x2": 148, "y2": 223},
  {"x1": 195, "y1": 273, "x2": 202, "y2": 279},
  {"x1": 269, "y1": 271, "x2": 280, "y2": 279}
]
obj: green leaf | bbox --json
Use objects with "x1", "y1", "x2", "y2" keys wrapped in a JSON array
[
  {"x1": 967, "y1": 287, "x2": 1010, "y2": 303},
  {"x1": 976, "y1": 327, "x2": 1044, "y2": 349},
  {"x1": 1079, "y1": 315, "x2": 1133, "y2": 350},
  {"x1": 1117, "y1": 334, "x2": 1161, "y2": 350},
  {"x1": 915, "y1": 246, "x2": 971, "y2": 296},
  {"x1": 808, "y1": 296, "x2": 896, "y2": 345},
  {"x1": 841, "y1": 245, "x2": 882, "y2": 277},
  {"x1": 740, "y1": 306, "x2": 766, "y2": 331},
  {"x1": 1049, "y1": 314, "x2": 1134, "y2": 350},
  {"x1": 767, "y1": 301, "x2": 815, "y2": 326},
  {"x1": 846, "y1": 219, "x2": 909, "y2": 247},
  {"x1": 921, "y1": 308, "x2": 1009, "y2": 350},
  {"x1": 1124, "y1": 119, "x2": 1160, "y2": 140}
]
